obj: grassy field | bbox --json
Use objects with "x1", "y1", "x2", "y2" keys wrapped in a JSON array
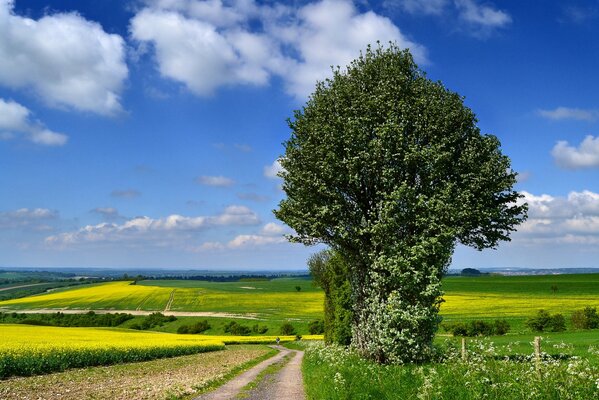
[
  {"x1": 2, "y1": 274, "x2": 598, "y2": 331},
  {"x1": 0, "y1": 278, "x2": 323, "y2": 320}
]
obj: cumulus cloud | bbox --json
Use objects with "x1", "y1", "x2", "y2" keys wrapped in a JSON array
[
  {"x1": 454, "y1": 0, "x2": 511, "y2": 29},
  {"x1": 130, "y1": 0, "x2": 426, "y2": 99},
  {"x1": 514, "y1": 190, "x2": 599, "y2": 245},
  {"x1": 195, "y1": 175, "x2": 235, "y2": 187},
  {"x1": 46, "y1": 205, "x2": 260, "y2": 246},
  {"x1": 111, "y1": 189, "x2": 142, "y2": 198},
  {"x1": 538, "y1": 107, "x2": 599, "y2": 122},
  {"x1": 385, "y1": 0, "x2": 448, "y2": 15},
  {"x1": 0, "y1": 98, "x2": 67, "y2": 146},
  {"x1": 552, "y1": 135, "x2": 599, "y2": 169},
  {"x1": 264, "y1": 159, "x2": 283, "y2": 179},
  {"x1": 195, "y1": 221, "x2": 290, "y2": 251},
  {"x1": 0, "y1": 208, "x2": 58, "y2": 230},
  {"x1": 0, "y1": 0, "x2": 128, "y2": 115}
]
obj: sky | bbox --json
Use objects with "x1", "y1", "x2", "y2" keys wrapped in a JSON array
[{"x1": 1, "y1": 0, "x2": 598, "y2": 270}]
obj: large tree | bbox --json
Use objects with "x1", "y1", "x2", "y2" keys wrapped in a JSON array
[{"x1": 275, "y1": 44, "x2": 527, "y2": 363}]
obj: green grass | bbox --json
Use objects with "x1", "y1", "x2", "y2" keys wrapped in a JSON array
[{"x1": 302, "y1": 340, "x2": 599, "y2": 399}]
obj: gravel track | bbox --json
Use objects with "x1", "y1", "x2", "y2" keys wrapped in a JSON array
[{"x1": 195, "y1": 345, "x2": 305, "y2": 400}]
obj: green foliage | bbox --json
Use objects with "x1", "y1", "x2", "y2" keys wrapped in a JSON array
[
  {"x1": 295, "y1": 285, "x2": 302, "y2": 292},
  {"x1": 308, "y1": 250, "x2": 352, "y2": 346},
  {"x1": 571, "y1": 306, "x2": 599, "y2": 329},
  {"x1": 526, "y1": 310, "x2": 566, "y2": 332},
  {"x1": 308, "y1": 319, "x2": 325, "y2": 335},
  {"x1": 442, "y1": 319, "x2": 510, "y2": 336},
  {"x1": 461, "y1": 268, "x2": 482, "y2": 276},
  {"x1": 223, "y1": 321, "x2": 251, "y2": 336},
  {"x1": 177, "y1": 320, "x2": 211, "y2": 334},
  {"x1": 276, "y1": 43, "x2": 526, "y2": 363},
  {"x1": 280, "y1": 322, "x2": 296, "y2": 335},
  {"x1": 302, "y1": 341, "x2": 599, "y2": 400},
  {"x1": 138, "y1": 312, "x2": 176, "y2": 330},
  {"x1": 251, "y1": 324, "x2": 269, "y2": 334},
  {"x1": 1, "y1": 311, "x2": 134, "y2": 327}
]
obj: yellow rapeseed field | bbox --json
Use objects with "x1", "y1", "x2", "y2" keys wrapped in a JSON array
[{"x1": 0, "y1": 325, "x2": 295, "y2": 378}]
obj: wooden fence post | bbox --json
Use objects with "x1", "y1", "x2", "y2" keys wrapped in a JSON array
[
  {"x1": 461, "y1": 337, "x2": 467, "y2": 362},
  {"x1": 534, "y1": 336, "x2": 541, "y2": 374}
]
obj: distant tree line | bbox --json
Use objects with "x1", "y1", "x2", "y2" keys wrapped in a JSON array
[
  {"x1": 142, "y1": 274, "x2": 311, "y2": 282},
  {"x1": 1, "y1": 311, "x2": 134, "y2": 327}
]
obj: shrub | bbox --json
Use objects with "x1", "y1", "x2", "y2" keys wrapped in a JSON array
[
  {"x1": 494, "y1": 320, "x2": 510, "y2": 335},
  {"x1": 177, "y1": 325, "x2": 189, "y2": 334},
  {"x1": 308, "y1": 319, "x2": 325, "y2": 334},
  {"x1": 549, "y1": 314, "x2": 566, "y2": 332},
  {"x1": 526, "y1": 310, "x2": 552, "y2": 332},
  {"x1": 251, "y1": 324, "x2": 269, "y2": 334},
  {"x1": 280, "y1": 322, "x2": 296, "y2": 335},
  {"x1": 442, "y1": 320, "x2": 509, "y2": 337},
  {"x1": 223, "y1": 321, "x2": 251, "y2": 336},
  {"x1": 571, "y1": 306, "x2": 599, "y2": 329}
]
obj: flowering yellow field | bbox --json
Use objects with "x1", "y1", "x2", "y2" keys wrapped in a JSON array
[{"x1": 0, "y1": 325, "x2": 297, "y2": 378}]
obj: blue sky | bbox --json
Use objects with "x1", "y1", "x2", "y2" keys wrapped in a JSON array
[{"x1": 1, "y1": 0, "x2": 598, "y2": 270}]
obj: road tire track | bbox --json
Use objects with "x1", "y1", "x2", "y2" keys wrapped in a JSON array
[{"x1": 194, "y1": 345, "x2": 305, "y2": 400}]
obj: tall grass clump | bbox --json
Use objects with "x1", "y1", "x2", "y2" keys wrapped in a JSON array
[{"x1": 302, "y1": 341, "x2": 599, "y2": 399}]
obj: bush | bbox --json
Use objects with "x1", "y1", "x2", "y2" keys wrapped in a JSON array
[
  {"x1": 526, "y1": 310, "x2": 552, "y2": 332},
  {"x1": 571, "y1": 306, "x2": 599, "y2": 329},
  {"x1": 494, "y1": 320, "x2": 510, "y2": 335},
  {"x1": 223, "y1": 321, "x2": 251, "y2": 336},
  {"x1": 308, "y1": 319, "x2": 325, "y2": 334},
  {"x1": 139, "y1": 312, "x2": 177, "y2": 330},
  {"x1": 251, "y1": 324, "x2": 269, "y2": 334},
  {"x1": 526, "y1": 310, "x2": 567, "y2": 332},
  {"x1": 549, "y1": 314, "x2": 566, "y2": 332},
  {"x1": 178, "y1": 320, "x2": 211, "y2": 334},
  {"x1": 280, "y1": 322, "x2": 296, "y2": 335},
  {"x1": 442, "y1": 320, "x2": 510, "y2": 337}
]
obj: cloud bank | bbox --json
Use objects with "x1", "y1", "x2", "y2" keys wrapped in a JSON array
[
  {"x1": 0, "y1": 0, "x2": 127, "y2": 115},
  {"x1": 130, "y1": 0, "x2": 426, "y2": 99}
]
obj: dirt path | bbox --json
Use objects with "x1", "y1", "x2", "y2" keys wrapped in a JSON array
[
  {"x1": 0, "y1": 283, "x2": 49, "y2": 292},
  {"x1": 195, "y1": 345, "x2": 305, "y2": 400},
  {"x1": 0, "y1": 308, "x2": 259, "y2": 319}
]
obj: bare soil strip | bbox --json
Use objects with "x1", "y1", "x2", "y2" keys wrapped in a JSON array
[
  {"x1": 0, "y1": 308, "x2": 259, "y2": 319},
  {"x1": 0, "y1": 283, "x2": 49, "y2": 292},
  {"x1": 0, "y1": 346, "x2": 270, "y2": 400},
  {"x1": 195, "y1": 345, "x2": 305, "y2": 400}
]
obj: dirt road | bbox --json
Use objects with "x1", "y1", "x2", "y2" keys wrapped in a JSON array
[
  {"x1": 195, "y1": 345, "x2": 306, "y2": 400},
  {"x1": 0, "y1": 308, "x2": 259, "y2": 319}
]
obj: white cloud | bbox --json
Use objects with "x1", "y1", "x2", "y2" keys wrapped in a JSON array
[
  {"x1": 260, "y1": 222, "x2": 288, "y2": 235},
  {"x1": 130, "y1": 0, "x2": 426, "y2": 99},
  {"x1": 227, "y1": 234, "x2": 286, "y2": 248},
  {"x1": 195, "y1": 221, "x2": 290, "y2": 251},
  {"x1": 0, "y1": 208, "x2": 58, "y2": 230},
  {"x1": 538, "y1": 107, "x2": 599, "y2": 122},
  {"x1": 0, "y1": 0, "x2": 127, "y2": 115},
  {"x1": 454, "y1": 0, "x2": 511, "y2": 29},
  {"x1": 0, "y1": 98, "x2": 67, "y2": 146},
  {"x1": 552, "y1": 135, "x2": 599, "y2": 169},
  {"x1": 264, "y1": 159, "x2": 283, "y2": 179},
  {"x1": 46, "y1": 205, "x2": 259, "y2": 246},
  {"x1": 514, "y1": 190, "x2": 599, "y2": 246},
  {"x1": 195, "y1": 175, "x2": 235, "y2": 187},
  {"x1": 385, "y1": 0, "x2": 448, "y2": 15}
]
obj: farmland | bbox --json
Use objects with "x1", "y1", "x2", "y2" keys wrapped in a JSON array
[
  {"x1": 1, "y1": 273, "x2": 598, "y2": 399},
  {"x1": 0, "y1": 324, "x2": 300, "y2": 378}
]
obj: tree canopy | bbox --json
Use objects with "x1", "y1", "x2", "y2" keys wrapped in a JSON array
[{"x1": 275, "y1": 43, "x2": 527, "y2": 363}]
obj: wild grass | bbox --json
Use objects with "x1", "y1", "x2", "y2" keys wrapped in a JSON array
[{"x1": 302, "y1": 340, "x2": 599, "y2": 399}]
